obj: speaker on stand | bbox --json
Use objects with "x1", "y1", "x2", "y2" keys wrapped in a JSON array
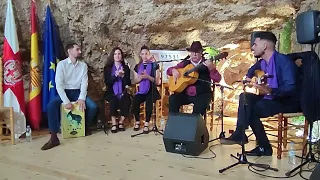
[
  {"x1": 296, "y1": 10, "x2": 320, "y2": 44},
  {"x1": 285, "y1": 10, "x2": 320, "y2": 177}
]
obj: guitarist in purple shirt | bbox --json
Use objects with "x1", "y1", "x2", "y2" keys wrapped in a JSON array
[
  {"x1": 167, "y1": 41, "x2": 222, "y2": 116},
  {"x1": 221, "y1": 32, "x2": 300, "y2": 156}
]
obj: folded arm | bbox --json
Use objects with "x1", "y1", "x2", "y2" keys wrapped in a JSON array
[{"x1": 55, "y1": 63, "x2": 70, "y2": 104}]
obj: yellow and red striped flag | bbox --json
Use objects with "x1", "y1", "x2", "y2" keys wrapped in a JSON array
[{"x1": 27, "y1": 0, "x2": 41, "y2": 129}]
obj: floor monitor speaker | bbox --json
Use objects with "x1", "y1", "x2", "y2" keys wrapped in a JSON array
[{"x1": 162, "y1": 112, "x2": 209, "y2": 156}]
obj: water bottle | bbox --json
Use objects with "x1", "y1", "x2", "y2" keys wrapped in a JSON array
[
  {"x1": 26, "y1": 125, "x2": 32, "y2": 142},
  {"x1": 160, "y1": 118, "x2": 165, "y2": 131},
  {"x1": 288, "y1": 142, "x2": 296, "y2": 164}
]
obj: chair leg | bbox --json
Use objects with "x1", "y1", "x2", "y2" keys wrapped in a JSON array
[
  {"x1": 210, "y1": 115, "x2": 213, "y2": 131},
  {"x1": 0, "y1": 119, "x2": 3, "y2": 136},
  {"x1": 302, "y1": 119, "x2": 309, "y2": 157},
  {"x1": 9, "y1": 107, "x2": 15, "y2": 145},
  {"x1": 277, "y1": 113, "x2": 283, "y2": 159},
  {"x1": 283, "y1": 117, "x2": 288, "y2": 148}
]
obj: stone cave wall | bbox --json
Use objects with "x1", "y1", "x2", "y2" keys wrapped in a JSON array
[{"x1": 0, "y1": 0, "x2": 319, "y2": 101}]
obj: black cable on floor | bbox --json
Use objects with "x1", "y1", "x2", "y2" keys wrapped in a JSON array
[{"x1": 181, "y1": 144, "x2": 217, "y2": 159}]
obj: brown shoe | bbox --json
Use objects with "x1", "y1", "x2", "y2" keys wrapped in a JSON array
[{"x1": 41, "y1": 139, "x2": 60, "y2": 150}]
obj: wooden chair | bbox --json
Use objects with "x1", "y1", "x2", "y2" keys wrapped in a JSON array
[
  {"x1": 261, "y1": 112, "x2": 308, "y2": 159},
  {"x1": 0, "y1": 57, "x2": 15, "y2": 145},
  {"x1": 259, "y1": 58, "x2": 309, "y2": 159},
  {"x1": 179, "y1": 100, "x2": 214, "y2": 131},
  {"x1": 180, "y1": 85, "x2": 215, "y2": 131}
]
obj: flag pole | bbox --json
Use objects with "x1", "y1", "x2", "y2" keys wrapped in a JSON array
[{"x1": 0, "y1": 57, "x2": 3, "y2": 107}]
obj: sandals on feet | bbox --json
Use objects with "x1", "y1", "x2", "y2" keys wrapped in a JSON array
[
  {"x1": 118, "y1": 123, "x2": 125, "y2": 131},
  {"x1": 111, "y1": 125, "x2": 118, "y2": 133},
  {"x1": 133, "y1": 123, "x2": 140, "y2": 131}
]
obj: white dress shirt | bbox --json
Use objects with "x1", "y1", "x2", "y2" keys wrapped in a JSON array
[{"x1": 55, "y1": 58, "x2": 88, "y2": 104}]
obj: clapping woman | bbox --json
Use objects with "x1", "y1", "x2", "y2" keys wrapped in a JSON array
[{"x1": 104, "y1": 47, "x2": 131, "y2": 133}]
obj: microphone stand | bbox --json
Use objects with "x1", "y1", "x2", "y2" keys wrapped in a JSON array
[
  {"x1": 219, "y1": 82, "x2": 278, "y2": 173},
  {"x1": 185, "y1": 77, "x2": 233, "y2": 141},
  {"x1": 209, "y1": 83, "x2": 233, "y2": 143},
  {"x1": 131, "y1": 60, "x2": 180, "y2": 138}
]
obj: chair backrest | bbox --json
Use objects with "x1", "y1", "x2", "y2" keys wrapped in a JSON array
[{"x1": 287, "y1": 51, "x2": 320, "y2": 122}]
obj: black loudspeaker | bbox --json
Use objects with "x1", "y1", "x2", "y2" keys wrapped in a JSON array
[
  {"x1": 162, "y1": 113, "x2": 209, "y2": 156},
  {"x1": 250, "y1": 31, "x2": 266, "y2": 47},
  {"x1": 310, "y1": 163, "x2": 320, "y2": 180},
  {"x1": 296, "y1": 10, "x2": 320, "y2": 44}
]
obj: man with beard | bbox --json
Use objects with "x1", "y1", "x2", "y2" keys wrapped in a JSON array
[
  {"x1": 221, "y1": 32, "x2": 301, "y2": 156},
  {"x1": 41, "y1": 43, "x2": 98, "y2": 150}
]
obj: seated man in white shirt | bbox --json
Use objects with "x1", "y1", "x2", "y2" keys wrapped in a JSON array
[{"x1": 41, "y1": 43, "x2": 98, "y2": 150}]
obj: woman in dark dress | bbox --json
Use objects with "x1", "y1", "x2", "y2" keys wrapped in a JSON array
[
  {"x1": 104, "y1": 47, "x2": 131, "y2": 133},
  {"x1": 132, "y1": 45, "x2": 161, "y2": 133}
]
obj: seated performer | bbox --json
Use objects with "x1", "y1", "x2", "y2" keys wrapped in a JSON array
[
  {"x1": 41, "y1": 43, "x2": 98, "y2": 150},
  {"x1": 221, "y1": 32, "x2": 301, "y2": 156},
  {"x1": 104, "y1": 47, "x2": 132, "y2": 133},
  {"x1": 132, "y1": 45, "x2": 161, "y2": 133},
  {"x1": 167, "y1": 41, "x2": 222, "y2": 116}
]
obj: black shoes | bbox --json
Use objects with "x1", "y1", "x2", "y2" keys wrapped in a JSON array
[
  {"x1": 220, "y1": 131, "x2": 249, "y2": 145},
  {"x1": 245, "y1": 146, "x2": 273, "y2": 156}
]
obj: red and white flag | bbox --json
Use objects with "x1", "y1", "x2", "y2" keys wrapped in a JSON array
[{"x1": 3, "y1": 0, "x2": 26, "y2": 138}]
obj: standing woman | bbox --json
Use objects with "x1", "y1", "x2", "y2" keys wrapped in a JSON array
[
  {"x1": 104, "y1": 47, "x2": 131, "y2": 133},
  {"x1": 132, "y1": 45, "x2": 161, "y2": 133}
]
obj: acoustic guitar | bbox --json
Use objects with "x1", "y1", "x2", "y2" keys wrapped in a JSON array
[
  {"x1": 253, "y1": 69, "x2": 272, "y2": 85},
  {"x1": 168, "y1": 52, "x2": 228, "y2": 93}
]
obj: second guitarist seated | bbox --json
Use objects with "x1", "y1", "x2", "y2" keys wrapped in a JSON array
[{"x1": 166, "y1": 41, "x2": 222, "y2": 116}]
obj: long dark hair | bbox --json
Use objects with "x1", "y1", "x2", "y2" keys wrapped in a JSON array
[{"x1": 104, "y1": 47, "x2": 125, "y2": 69}]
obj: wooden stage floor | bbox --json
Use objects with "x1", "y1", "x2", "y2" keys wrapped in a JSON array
[{"x1": 0, "y1": 118, "x2": 310, "y2": 180}]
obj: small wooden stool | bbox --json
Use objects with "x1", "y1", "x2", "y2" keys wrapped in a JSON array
[{"x1": 0, "y1": 107, "x2": 15, "y2": 145}]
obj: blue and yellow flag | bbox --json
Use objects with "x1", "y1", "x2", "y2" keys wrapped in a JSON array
[{"x1": 42, "y1": 5, "x2": 66, "y2": 112}]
